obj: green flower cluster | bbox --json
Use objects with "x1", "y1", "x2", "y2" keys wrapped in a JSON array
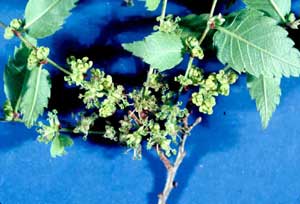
[
  {"x1": 154, "y1": 15, "x2": 181, "y2": 33},
  {"x1": 27, "y1": 46, "x2": 50, "y2": 69},
  {"x1": 192, "y1": 70, "x2": 238, "y2": 115},
  {"x1": 65, "y1": 56, "x2": 128, "y2": 118},
  {"x1": 147, "y1": 104, "x2": 188, "y2": 156},
  {"x1": 99, "y1": 85, "x2": 128, "y2": 117},
  {"x1": 4, "y1": 19, "x2": 23, "y2": 40},
  {"x1": 208, "y1": 13, "x2": 226, "y2": 28},
  {"x1": 103, "y1": 125, "x2": 117, "y2": 141},
  {"x1": 175, "y1": 65, "x2": 204, "y2": 87},
  {"x1": 144, "y1": 72, "x2": 165, "y2": 92},
  {"x1": 65, "y1": 56, "x2": 93, "y2": 86},
  {"x1": 128, "y1": 89, "x2": 158, "y2": 113},
  {"x1": 79, "y1": 68, "x2": 113, "y2": 109},
  {"x1": 286, "y1": 13, "x2": 300, "y2": 29},
  {"x1": 185, "y1": 37, "x2": 204, "y2": 60},
  {"x1": 37, "y1": 110, "x2": 60, "y2": 144},
  {"x1": 73, "y1": 113, "x2": 98, "y2": 140},
  {"x1": 147, "y1": 121, "x2": 175, "y2": 157}
]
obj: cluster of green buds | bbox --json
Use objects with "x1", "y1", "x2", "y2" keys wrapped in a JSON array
[
  {"x1": 192, "y1": 69, "x2": 238, "y2": 115},
  {"x1": 103, "y1": 125, "x2": 117, "y2": 141},
  {"x1": 208, "y1": 13, "x2": 226, "y2": 29},
  {"x1": 99, "y1": 85, "x2": 128, "y2": 118},
  {"x1": 27, "y1": 46, "x2": 50, "y2": 69},
  {"x1": 65, "y1": 56, "x2": 93, "y2": 86},
  {"x1": 120, "y1": 126, "x2": 147, "y2": 150},
  {"x1": 3, "y1": 100, "x2": 14, "y2": 121},
  {"x1": 36, "y1": 110, "x2": 60, "y2": 144},
  {"x1": 154, "y1": 15, "x2": 181, "y2": 33},
  {"x1": 79, "y1": 69, "x2": 113, "y2": 109},
  {"x1": 65, "y1": 56, "x2": 128, "y2": 118},
  {"x1": 175, "y1": 66, "x2": 204, "y2": 87},
  {"x1": 286, "y1": 13, "x2": 300, "y2": 29},
  {"x1": 4, "y1": 19, "x2": 23, "y2": 40},
  {"x1": 185, "y1": 37, "x2": 204, "y2": 60},
  {"x1": 147, "y1": 121, "x2": 176, "y2": 157},
  {"x1": 73, "y1": 113, "x2": 98, "y2": 140},
  {"x1": 128, "y1": 89, "x2": 158, "y2": 113},
  {"x1": 156, "y1": 103, "x2": 188, "y2": 138},
  {"x1": 144, "y1": 72, "x2": 165, "y2": 92}
]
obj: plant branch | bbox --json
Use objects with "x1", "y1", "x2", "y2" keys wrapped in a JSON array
[
  {"x1": 60, "y1": 128, "x2": 105, "y2": 135},
  {"x1": 0, "y1": 20, "x2": 71, "y2": 75},
  {"x1": 198, "y1": 0, "x2": 218, "y2": 46},
  {"x1": 157, "y1": 116, "x2": 202, "y2": 204},
  {"x1": 178, "y1": 0, "x2": 218, "y2": 95},
  {"x1": 160, "y1": 0, "x2": 168, "y2": 26}
]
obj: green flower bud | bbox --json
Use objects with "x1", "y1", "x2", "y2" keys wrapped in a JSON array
[
  {"x1": 73, "y1": 113, "x2": 98, "y2": 140},
  {"x1": 4, "y1": 27, "x2": 14, "y2": 40},
  {"x1": 36, "y1": 110, "x2": 60, "y2": 144},
  {"x1": 227, "y1": 71, "x2": 238, "y2": 84},
  {"x1": 36, "y1": 47, "x2": 50, "y2": 60},
  {"x1": 99, "y1": 99, "x2": 117, "y2": 118},
  {"x1": 287, "y1": 13, "x2": 296, "y2": 23},
  {"x1": 218, "y1": 84, "x2": 230, "y2": 96},
  {"x1": 65, "y1": 56, "x2": 93, "y2": 86},
  {"x1": 10, "y1": 19, "x2": 23, "y2": 30},
  {"x1": 157, "y1": 15, "x2": 181, "y2": 33},
  {"x1": 204, "y1": 74, "x2": 218, "y2": 91},
  {"x1": 191, "y1": 47, "x2": 204, "y2": 59},
  {"x1": 3, "y1": 100, "x2": 14, "y2": 121},
  {"x1": 175, "y1": 75, "x2": 193, "y2": 86},
  {"x1": 104, "y1": 125, "x2": 117, "y2": 141},
  {"x1": 27, "y1": 46, "x2": 50, "y2": 69}
]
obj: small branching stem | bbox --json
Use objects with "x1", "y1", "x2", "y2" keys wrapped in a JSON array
[
  {"x1": 160, "y1": 0, "x2": 168, "y2": 26},
  {"x1": 198, "y1": 0, "x2": 218, "y2": 45},
  {"x1": 60, "y1": 128, "x2": 105, "y2": 135},
  {"x1": 157, "y1": 116, "x2": 202, "y2": 204},
  {"x1": 178, "y1": 0, "x2": 218, "y2": 95},
  {"x1": 0, "y1": 20, "x2": 71, "y2": 75}
]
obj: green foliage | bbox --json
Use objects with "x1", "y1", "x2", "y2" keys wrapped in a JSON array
[
  {"x1": 122, "y1": 31, "x2": 184, "y2": 72},
  {"x1": 4, "y1": 44, "x2": 31, "y2": 110},
  {"x1": 247, "y1": 75, "x2": 281, "y2": 128},
  {"x1": 2, "y1": 1, "x2": 300, "y2": 202},
  {"x1": 24, "y1": 0, "x2": 78, "y2": 38},
  {"x1": 20, "y1": 66, "x2": 51, "y2": 127},
  {"x1": 50, "y1": 135, "x2": 74, "y2": 157},
  {"x1": 37, "y1": 110, "x2": 73, "y2": 157},
  {"x1": 146, "y1": 0, "x2": 161, "y2": 11},
  {"x1": 179, "y1": 14, "x2": 209, "y2": 38},
  {"x1": 243, "y1": 0, "x2": 291, "y2": 22},
  {"x1": 214, "y1": 9, "x2": 300, "y2": 78}
]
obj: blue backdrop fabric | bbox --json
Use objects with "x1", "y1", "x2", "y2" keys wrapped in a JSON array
[{"x1": 0, "y1": 0, "x2": 300, "y2": 204}]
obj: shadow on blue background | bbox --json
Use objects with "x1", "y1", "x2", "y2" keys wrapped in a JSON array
[{"x1": 1, "y1": 0, "x2": 300, "y2": 204}]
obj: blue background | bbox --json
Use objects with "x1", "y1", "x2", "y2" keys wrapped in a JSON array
[{"x1": 0, "y1": 0, "x2": 300, "y2": 204}]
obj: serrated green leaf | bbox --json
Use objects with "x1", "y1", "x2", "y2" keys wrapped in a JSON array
[
  {"x1": 243, "y1": 0, "x2": 291, "y2": 22},
  {"x1": 146, "y1": 0, "x2": 161, "y2": 11},
  {"x1": 4, "y1": 44, "x2": 32, "y2": 109},
  {"x1": 50, "y1": 135, "x2": 73, "y2": 158},
  {"x1": 122, "y1": 32, "x2": 184, "y2": 72},
  {"x1": 247, "y1": 74, "x2": 281, "y2": 128},
  {"x1": 214, "y1": 9, "x2": 300, "y2": 78},
  {"x1": 20, "y1": 66, "x2": 51, "y2": 127},
  {"x1": 24, "y1": 0, "x2": 78, "y2": 39}
]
